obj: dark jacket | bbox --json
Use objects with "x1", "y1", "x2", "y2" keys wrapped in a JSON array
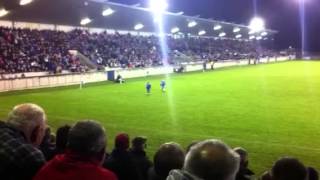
[
  {"x1": 129, "y1": 149, "x2": 152, "y2": 180},
  {"x1": 236, "y1": 167, "x2": 255, "y2": 180},
  {"x1": 0, "y1": 121, "x2": 46, "y2": 180},
  {"x1": 104, "y1": 149, "x2": 140, "y2": 180}
]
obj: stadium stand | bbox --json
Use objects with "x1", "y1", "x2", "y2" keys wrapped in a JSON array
[{"x1": 0, "y1": 26, "x2": 276, "y2": 74}]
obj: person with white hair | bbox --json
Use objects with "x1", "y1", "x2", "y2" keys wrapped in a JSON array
[
  {"x1": 0, "y1": 103, "x2": 47, "y2": 180},
  {"x1": 167, "y1": 139, "x2": 240, "y2": 180}
]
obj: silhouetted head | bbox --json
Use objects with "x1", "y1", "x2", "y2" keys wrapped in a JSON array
[
  {"x1": 56, "y1": 125, "x2": 71, "y2": 151},
  {"x1": 67, "y1": 120, "x2": 106, "y2": 163},
  {"x1": 184, "y1": 139, "x2": 240, "y2": 180},
  {"x1": 271, "y1": 157, "x2": 307, "y2": 180},
  {"x1": 153, "y1": 142, "x2": 185, "y2": 178},
  {"x1": 115, "y1": 133, "x2": 130, "y2": 150}
]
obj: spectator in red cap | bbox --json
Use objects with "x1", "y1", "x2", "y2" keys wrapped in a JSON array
[{"x1": 104, "y1": 133, "x2": 140, "y2": 180}]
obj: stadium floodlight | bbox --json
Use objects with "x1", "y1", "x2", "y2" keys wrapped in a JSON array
[
  {"x1": 188, "y1": 21, "x2": 197, "y2": 28},
  {"x1": 134, "y1": 23, "x2": 144, "y2": 30},
  {"x1": 233, "y1": 27, "x2": 241, "y2": 33},
  {"x1": 248, "y1": 30, "x2": 255, "y2": 35},
  {"x1": 171, "y1": 27, "x2": 180, "y2": 34},
  {"x1": 213, "y1": 25, "x2": 222, "y2": 30},
  {"x1": 176, "y1": 11, "x2": 184, "y2": 15},
  {"x1": 249, "y1": 35, "x2": 255, "y2": 40},
  {"x1": 198, "y1": 30, "x2": 206, "y2": 36},
  {"x1": 219, "y1": 32, "x2": 226, "y2": 37},
  {"x1": 263, "y1": 37, "x2": 268, "y2": 40},
  {"x1": 20, "y1": 0, "x2": 33, "y2": 6},
  {"x1": 256, "y1": 36, "x2": 262, "y2": 40},
  {"x1": 80, "y1": 18, "x2": 91, "y2": 25},
  {"x1": 261, "y1": 32, "x2": 268, "y2": 36},
  {"x1": 0, "y1": 9, "x2": 9, "y2": 17},
  {"x1": 235, "y1": 34, "x2": 242, "y2": 39},
  {"x1": 249, "y1": 17, "x2": 265, "y2": 33},
  {"x1": 102, "y1": 8, "x2": 115, "y2": 16},
  {"x1": 149, "y1": 0, "x2": 168, "y2": 14}
]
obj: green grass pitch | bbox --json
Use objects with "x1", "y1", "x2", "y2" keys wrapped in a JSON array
[{"x1": 1, "y1": 60, "x2": 320, "y2": 174}]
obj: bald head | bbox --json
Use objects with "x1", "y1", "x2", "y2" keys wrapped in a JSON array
[
  {"x1": 7, "y1": 103, "x2": 47, "y2": 146},
  {"x1": 154, "y1": 142, "x2": 185, "y2": 178},
  {"x1": 184, "y1": 139, "x2": 240, "y2": 180}
]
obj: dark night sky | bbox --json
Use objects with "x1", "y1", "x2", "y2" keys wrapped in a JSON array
[{"x1": 115, "y1": 0, "x2": 320, "y2": 52}]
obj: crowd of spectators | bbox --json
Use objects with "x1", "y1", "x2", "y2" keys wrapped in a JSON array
[
  {"x1": 0, "y1": 103, "x2": 318, "y2": 180},
  {"x1": 0, "y1": 26, "x2": 276, "y2": 75}
]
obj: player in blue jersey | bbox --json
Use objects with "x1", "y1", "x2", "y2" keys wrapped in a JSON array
[
  {"x1": 146, "y1": 82, "x2": 152, "y2": 94},
  {"x1": 160, "y1": 80, "x2": 166, "y2": 92}
]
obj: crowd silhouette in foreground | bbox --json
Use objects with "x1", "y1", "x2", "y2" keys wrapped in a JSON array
[{"x1": 0, "y1": 103, "x2": 318, "y2": 180}]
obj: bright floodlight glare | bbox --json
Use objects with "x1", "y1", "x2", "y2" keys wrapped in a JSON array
[
  {"x1": 249, "y1": 35, "x2": 255, "y2": 40},
  {"x1": 102, "y1": 8, "x2": 115, "y2": 16},
  {"x1": 188, "y1": 21, "x2": 197, "y2": 28},
  {"x1": 248, "y1": 30, "x2": 255, "y2": 35},
  {"x1": 171, "y1": 27, "x2": 180, "y2": 34},
  {"x1": 233, "y1": 27, "x2": 241, "y2": 33},
  {"x1": 198, "y1": 30, "x2": 206, "y2": 36},
  {"x1": 80, "y1": 18, "x2": 91, "y2": 25},
  {"x1": 149, "y1": 0, "x2": 168, "y2": 14},
  {"x1": 134, "y1": 23, "x2": 144, "y2": 30},
  {"x1": 249, "y1": 17, "x2": 265, "y2": 32},
  {"x1": 219, "y1": 32, "x2": 226, "y2": 37},
  {"x1": 213, "y1": 25, "x2": 222, "y2": 30},
  {"x1": 20, "y1": 0, "x2": 33, "y2": 6},
  {"x1": 0, "y1": 9, "x2": 9, "y2": 17},
  {"x1": 261, "y1": 32, "x2": 268, "y2": 36},
  {"x1": 176, "y1": 11, "x2": 184, "y2": 15},
  {"x1": 256, "y1": 36, "x2": 262, "y2": 40},
  {"x1": 236, "y1": 34, "x2": 242, "y2": 39}
]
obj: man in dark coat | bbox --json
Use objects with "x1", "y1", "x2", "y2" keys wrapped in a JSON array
[
  {"x1": 129, "y1": 137, "x2": 152, "y2": 180},
  {"x1": 104, "y1": 133, "x2": 140, "y2": 180},
  {"x1": 0, "y1": 103, "x2": 47, "y2": 180}
]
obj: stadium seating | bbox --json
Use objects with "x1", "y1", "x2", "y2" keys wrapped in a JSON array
[{"x1": 0, "y1": 27, "x2": 276, "y2": 74}]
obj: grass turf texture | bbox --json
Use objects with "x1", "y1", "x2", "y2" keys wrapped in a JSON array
[{"x1": 1, "y1": 60, "x2": 320, "y2": 175}]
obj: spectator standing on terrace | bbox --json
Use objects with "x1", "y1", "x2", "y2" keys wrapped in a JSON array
[
  {"x1": 271, "y1": 157, "x2": 307, "y2": 180},
  {"x1": 34, "y1": 120, "x2": 117, "y2": 180},
  {"x1": 54, "y1": 124, "x2": 71, "y2": 155},
  {"x1": 104, "y1": 133, "x2": 140, "y2": 180},
  {"x1": 129, "y1": 136, "x2": 152, "y2": 180},
  {"x1": 167, "y1": 139, "x2": 240, "y2": 180},
  {"x1": 233, "y1": 147, "x2": 254, "y2": 180},
  {"x1": 0, "y1": 103, "x2": 47, "y2": 180},
  {"x1": 40, "y1": 127, "x2": 56, "y2": 161},
  {"x1": 148, "y1": 142, "x2": 185, "y2": 180}
]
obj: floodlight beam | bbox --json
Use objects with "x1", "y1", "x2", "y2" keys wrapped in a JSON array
[
  {"x1": 0, "y1": 9, "x2": 9, "y2": 17},
  {"x1": 20, "y1": 0, "x2": 33, "y2": 6}
]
